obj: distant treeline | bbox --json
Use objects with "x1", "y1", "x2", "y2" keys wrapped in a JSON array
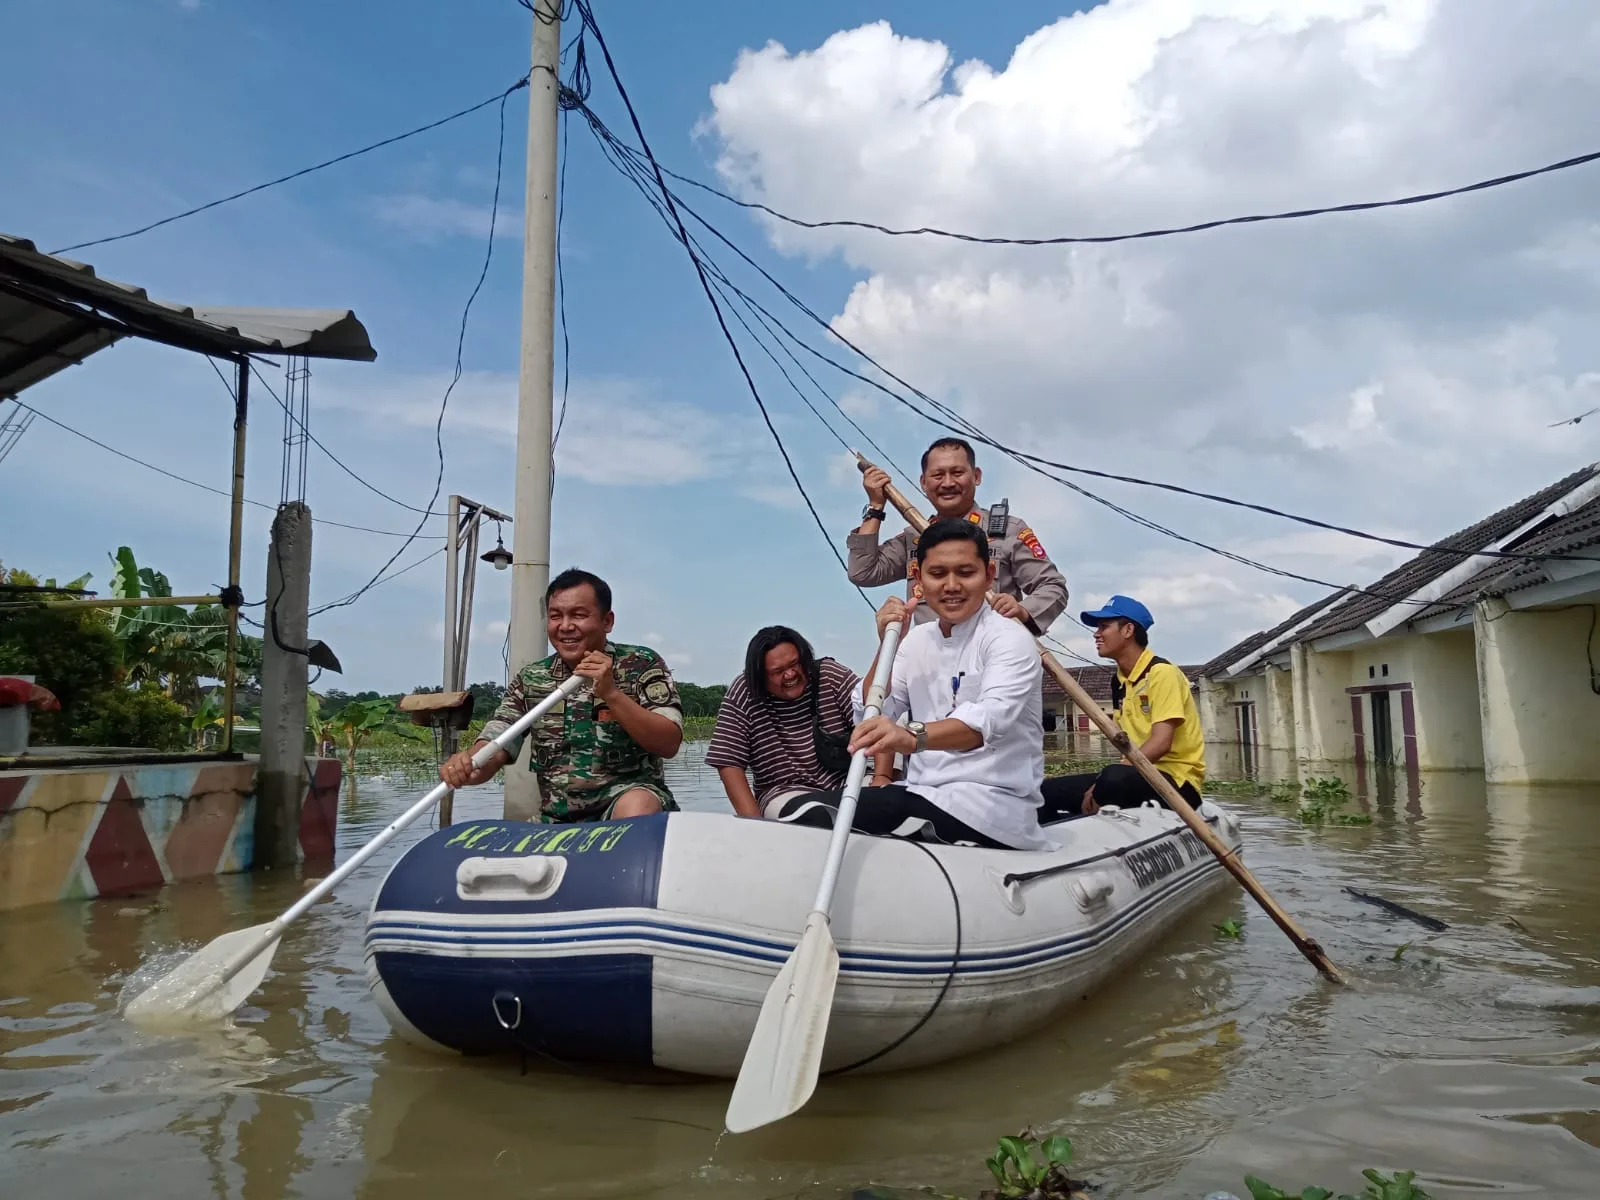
[{"x1": 350, "y1": 679, "x2": 728, "y2": 720}]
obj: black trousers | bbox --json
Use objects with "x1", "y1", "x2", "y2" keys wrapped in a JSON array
[
  {"x1": 1039, "y1": 763, "x2": 1202, "y2": 823},
  {"x1": 772, "y1": 784, "x2": 1011, "y2": 850}
]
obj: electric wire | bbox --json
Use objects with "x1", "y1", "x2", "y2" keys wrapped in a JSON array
[
  {"x1": 310, "y1": 76, "x2": 516, "y2": 619},
  {"x1": 570, "y1": 1, "x2": 874, "y2": 611},
  {"x1": 636, "y1": 137, "x2": 1600, "y2": 249},
  {"x1": 580, "y1": 101, "x2": 1592, "y2": 569},
  {"x1": 576, "y1": 102, "x2": 1519, "y2": 616},
  {"x1": 225, "y1": 359, "x2": 446, "y2": 517},
  {"x1": 53, "y1": 75, "x2": 534, "y2": 256},
  {"x1": 574, "y1": 97, "x2": 1418, "y2": 605},
  {"x1": 11, "y1": 400, "x2": 439, "y2": 540}
]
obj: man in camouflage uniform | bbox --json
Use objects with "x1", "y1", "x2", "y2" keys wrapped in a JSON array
[
  {"x1": 439, "y1": 568, "x2": 683, "y2": 822},
  {"x1": 847, "y1": 437, "x2": 1070, "y2": 635}
]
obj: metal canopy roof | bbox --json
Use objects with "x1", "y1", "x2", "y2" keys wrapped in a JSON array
[{"x1": 0, "y1": 233, "x2": 377, "y2": 400}]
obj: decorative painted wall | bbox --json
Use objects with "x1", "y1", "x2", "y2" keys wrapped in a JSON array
[{"x1": 0, "y1": 756, "x2": 341, "y2": 912}]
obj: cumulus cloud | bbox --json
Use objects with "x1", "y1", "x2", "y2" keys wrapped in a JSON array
[
  {"x1": 700, "y1": 1, "x2": 1600, "y2": 657},
  {"x1": 316, "y1": 371, "x2": 785, "y2": 493},
  {"x1": 371, "y1": 193, "x2": 524, "y2": 243}
]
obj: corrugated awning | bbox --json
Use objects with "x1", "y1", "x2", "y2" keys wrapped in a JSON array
[{"x1": 0, "y1": 233, "x2": 376, "y2": 399}]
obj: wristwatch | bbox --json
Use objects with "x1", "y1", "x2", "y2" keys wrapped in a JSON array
[
  {"x1": 861, "y1": 503, "x2": 887, "y2": 522},
  {"x1": 907, "y1": 721, "x2": 928, "y2": 753}
]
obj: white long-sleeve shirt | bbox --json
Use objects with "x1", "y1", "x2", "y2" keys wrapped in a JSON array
[{"x1": 854, "y1": 604, "x2": 1050, "y2": 851}]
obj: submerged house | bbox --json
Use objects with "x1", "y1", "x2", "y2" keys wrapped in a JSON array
[
  {"x1": 1043, "y1": 662, "x2": 1202, "y2": 748},
  {"x1": 1197, "y1": 463, "x2": 1600, "y2": 785}
]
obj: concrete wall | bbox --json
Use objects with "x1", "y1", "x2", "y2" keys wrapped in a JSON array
[
  {"x1": 0, "y1": 755, "x2": 341, "y2": 912},
  {"x1": 1409, "y1": 630, "x2": 1484, "y2": 770},
  {"x1": 1197, "y1": 676, "x2": 1237, "y2": 747},
  {"x1": 1263, "y1": 664, "x2": 1295, "y2": 752},
  {"x1": 1199, "y1": 673, "x2": 1290, "y2": 748},
  {"x1": 1476, "y1": 600, "x2": 1600, "y2": 784},
  {"x1": 1292, "y1": 642, "x2": 1355, "y2": 769}
]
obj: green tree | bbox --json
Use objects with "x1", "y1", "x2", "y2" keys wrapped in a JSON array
[
  {"x1": 677, "y1": 681, "x2": 726, "y2": 718},
  {"x1": 0, "y1": 563, "x2": 121, "y2": 744}
]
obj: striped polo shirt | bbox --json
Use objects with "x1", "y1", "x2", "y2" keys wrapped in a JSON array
[{"x1": 705, "y1": 657, "x2": 861, "y2": 809}]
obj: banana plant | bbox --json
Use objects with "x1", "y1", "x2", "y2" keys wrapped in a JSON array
[
  {"x1": 323, "y1": 697, "x2": 427, "y2": 766},
  {"x1": 105, "y1": 547, "x2": 262, "y2": 706}
]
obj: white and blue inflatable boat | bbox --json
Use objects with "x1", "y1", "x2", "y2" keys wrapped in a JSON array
[{"x1": 364, "y1": 801, "x2": 1243, "y2": 1077}]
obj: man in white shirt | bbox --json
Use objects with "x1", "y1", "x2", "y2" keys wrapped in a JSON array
[{"x1": 770, "y1": 517, "x2": 1051, "y2": 851}]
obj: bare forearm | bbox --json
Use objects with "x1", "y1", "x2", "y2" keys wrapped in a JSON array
[
  {"x1": 718, "y1": 766, "x2": 761, "y2": 818},
  {"x1": 1137, "y1": 725, "x2": 1175, "y2": 763},
  {"x1": 602, "y1": 689, "x2": 683, "y2": 756},
  {"x1": 925, "y1": 718, "x2": 983, "y2": 753}
]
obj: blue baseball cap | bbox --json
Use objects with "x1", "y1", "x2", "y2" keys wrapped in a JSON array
[{"x1": 1080, "y1": 595, "x2": 1154, "y2": 631}]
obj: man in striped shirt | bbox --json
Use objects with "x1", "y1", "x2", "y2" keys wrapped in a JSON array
[{"x1": 706, "y1": 626, "x2": 861, "y2": 819}]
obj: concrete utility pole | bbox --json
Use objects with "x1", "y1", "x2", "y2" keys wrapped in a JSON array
[
  {"x1": 504, "y1": 0, "x2": 563, "y2": 821},
  {"x1": 257, "y1": 502, "x2": 312, "y2": 867}
]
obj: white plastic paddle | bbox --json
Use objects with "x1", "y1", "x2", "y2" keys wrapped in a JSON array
[
  {"x1": 724, "y1": 616, "x2": 905, "y2": 1134},
  {"x1": 124, "y1": 672, "x2": 587, "y2": 1028}
]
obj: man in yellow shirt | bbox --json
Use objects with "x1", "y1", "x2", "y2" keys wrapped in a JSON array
[{"x1": 1039, "y1": 595, "x2": 1206, "y2": 820}]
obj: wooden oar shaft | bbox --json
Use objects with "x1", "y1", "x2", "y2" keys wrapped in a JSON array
[{"x1": 857, "y1": 453, "x2": 1345, "y2": 985}]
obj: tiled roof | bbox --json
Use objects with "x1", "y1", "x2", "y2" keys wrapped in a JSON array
[
  {"x1": 1197, "y1": 589, "x2": 1346, "y2": 678},
  {"x1": 1409, "y1": 494, "x2": 1600, "y2": 621},
  {"x1": 1294, "y1": 463, "x2": 1600, "y2": 643},
  {"x1": 1042, "y1": 662, "x2": 1201, "y2": 703}
]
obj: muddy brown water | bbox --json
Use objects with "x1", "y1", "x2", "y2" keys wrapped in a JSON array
[{"x1": 3, "y1": 743, "x2": 1599, "y2": 1198}]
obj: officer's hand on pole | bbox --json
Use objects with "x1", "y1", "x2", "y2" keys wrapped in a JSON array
[
  {"x1": 988, "y1": 593, "x2": 1027, "y2": 622},
  {"x1": 862, "y1": 465, "x2": 890, "y2": 506}
]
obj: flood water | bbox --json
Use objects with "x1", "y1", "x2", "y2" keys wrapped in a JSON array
[{"x1": 3, "y1": 743, "x2": 1599, "y2": 1199}]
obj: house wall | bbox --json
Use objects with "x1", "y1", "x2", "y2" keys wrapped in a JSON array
[
  {"x1": 1409, "y1": 631, "x2": 1485, "y2": 770},
  {"x1": 1291, "y1": 642, "x2": 1355, "y2": 768},
  {"x1": 1294, "y1": 632, "x2": 1482, "y2": 773},
  {"x1": 1264, "y1": 664, "x2": 1295, "y2": 752},
  {"x1": 0, "y1": 756, "x2": 341, "y2": 912},
  {"x1": 1476, "y1": 599, "x2": 1600, "y2": 784},
  {"x1": 1199, "y1": 672, "x2": 1294, "y2": 751}
]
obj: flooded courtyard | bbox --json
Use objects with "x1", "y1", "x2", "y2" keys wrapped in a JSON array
[{"x1": 3, "y1": 743, "x2": 1598, "y2": 1198}]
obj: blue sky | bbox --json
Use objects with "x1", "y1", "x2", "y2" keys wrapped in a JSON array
[{"x1": 7, "y1": 0, "x2": 1599, "y2": 694}]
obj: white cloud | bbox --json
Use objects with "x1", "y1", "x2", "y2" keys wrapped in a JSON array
[
  {"x1": 701, "y1": 2, "x2": 1600, "y2": 661},
  {"x1": 371, "y1": 194, "x2": 524, "y2": 243},
  {"x1": 316, "y1": 370, "x2": 808, "y2": 496}
]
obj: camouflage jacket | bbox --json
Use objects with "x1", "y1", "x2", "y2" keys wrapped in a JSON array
[{"x1": 481, "y1": 642, "x2": 681, "y2": 820}]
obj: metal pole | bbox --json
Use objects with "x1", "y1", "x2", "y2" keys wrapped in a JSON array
[
  {"x1": 439, "y1": 495, "x2": 462, "y2": 827},
  {"x1": 223, "y1": 360, "x2": 248, "y2": 754},
  {"x1": 456, "y1": 512, "x2": 481, "y2": 693},
  {"x1": 443, "y1": 494, "x2": 461, "y2": 696},
  {"x1": 505, "y1": 0, "x2": 562, "y2": 821}
]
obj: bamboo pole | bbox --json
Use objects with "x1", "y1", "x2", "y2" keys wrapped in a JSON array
[
  {"x1": 854, "y1": 452, "x2": 1345, "y2": 985},
  {"x1": 30, "y1": 594, "x2": 224, "y2": 609}
]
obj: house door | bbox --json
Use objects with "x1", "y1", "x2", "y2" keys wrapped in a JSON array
[
  {"x1": 1370, "y1": 691, "x2": 1394, "y2": 764},
  {"x1": 1236, "y1": 701, "x2": 1258, "y2": 774}
]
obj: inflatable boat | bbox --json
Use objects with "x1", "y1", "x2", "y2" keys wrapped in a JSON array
[{"x1": 363, "y1": 800, "x2": 1243, "y2": 1077}]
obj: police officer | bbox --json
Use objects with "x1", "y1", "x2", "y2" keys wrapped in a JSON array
[{"x1": 846, "y1": 437, "x2": 1069, "y2": 634}]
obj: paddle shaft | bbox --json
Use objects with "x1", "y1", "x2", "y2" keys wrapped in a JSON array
[
  {"x1": 212, "y1": 673, "x2": 587, "y2": 992},
  {"x1": 810, "y1": 620, "x2": 903, "y2": 913},
  {"x1": 856, "y1": 453, "x2": 1345, "y2": 985}
]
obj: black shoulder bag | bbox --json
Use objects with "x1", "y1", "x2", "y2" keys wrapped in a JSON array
[{"x1": 809, "y1": 661, "x2": 854, "y2": 775}]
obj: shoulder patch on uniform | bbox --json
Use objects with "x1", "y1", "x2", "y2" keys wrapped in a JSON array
[
  {"x1": 1017, "y1": 526, "x2": 1047, "y2": 560},
  {"x1": 642, "y1": 678, "x2": 672, "y2": 707}
]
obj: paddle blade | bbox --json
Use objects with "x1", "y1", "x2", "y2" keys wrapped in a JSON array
[
  {"x1": 123, "y1": 923, "x2": 281, "y2": 1028},
  {"x1": 725, "y1": 910, "x2": 841, "y2": 1134}
]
